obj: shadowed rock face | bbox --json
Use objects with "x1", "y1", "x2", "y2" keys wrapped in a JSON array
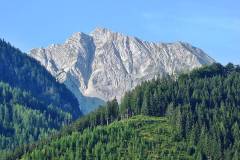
[{"x1": 30, "y1": 28, "x2": 215, "y2": 113}]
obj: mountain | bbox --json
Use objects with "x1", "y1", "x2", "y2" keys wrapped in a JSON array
[
  {"x1": 0, "y1": 39, "x2": 82, "y2": 156},
  {"x1": 11, "y1": 63, "x2": 240, "y2": 160},
  {"x1": 30, "y1": 28, "x2": 215, "y2": 113}
]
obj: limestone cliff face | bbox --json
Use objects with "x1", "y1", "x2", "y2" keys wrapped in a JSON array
[{"x1": 30, "y1": 28, "x2": 215, "y2": 113}]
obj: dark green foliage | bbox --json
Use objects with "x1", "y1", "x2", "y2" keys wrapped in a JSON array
[
  {"x1": 21, "y1": 116, "x2": 193, "y2": 160},
  {"x1": 119, "y1": 63, "x2": 240, "y2": 159},
  {"x1": 0, "y1": 39, "x2": 81, "y2": 119},
  {"x1": 7, "y1": 62, "x2": 240, "y2": 159},
  {"x1": 62, "y1": 98, "x2": 119, "y2": 134},
  {"x1": 0, "y1": 82, "x2": 72, "y2": 157},
  {"x1": 5, "y1": 98, "x2": 120, "y2": 160},
  {"x1": 0, "y1": 39, "x2": 82, "y2": 157}
]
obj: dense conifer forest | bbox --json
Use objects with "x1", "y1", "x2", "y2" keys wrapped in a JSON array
[
  {"x1": 0, "y1": 39, "x2": 81, "y2": 119},
  {"x1": 6, "y1": 63, "x2": 240, "y2": 160},
  {"x1": 22, "y1": 116, "x2": 192, "y2": 160},
  {"x1": 0, "y1": 40, "x2": 82, "y2": 158}
]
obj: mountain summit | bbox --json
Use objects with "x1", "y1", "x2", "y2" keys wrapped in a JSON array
[{"x1": 30, "y1": 28, "x2": 215, "y2": 113}]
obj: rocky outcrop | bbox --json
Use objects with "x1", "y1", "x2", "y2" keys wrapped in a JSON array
[{"x1": 30, "y1": 28, "x2": 215, "y2": 113}]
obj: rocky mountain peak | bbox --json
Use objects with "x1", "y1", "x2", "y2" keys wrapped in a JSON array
[
  {"x1": 29, "y1": 28, "x2": 215, "y2": 113},
  {"x1": 91, "y1": 27, "x2": 111, "y2": 34},
  {"x1": 66, "y1": 32, "x2": 91, "y2": 45}
]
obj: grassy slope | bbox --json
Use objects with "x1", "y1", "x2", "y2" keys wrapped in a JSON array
[{"x1": 21, "y1": 116, "x2": 193, "y2": 160}]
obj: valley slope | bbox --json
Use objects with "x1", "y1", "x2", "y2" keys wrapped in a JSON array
[
  {"x1": 0, "y1": 39, "x2": 82, "y2": 157},
  {"x1": 21, "y1": 116, "x2": 192, "y2": 160},
  {"x1": 9, "y1": 63, "x2": 240, "y2": 160}
]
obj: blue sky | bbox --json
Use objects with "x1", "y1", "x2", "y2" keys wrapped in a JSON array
[{"x1": 0, "y1": 0, "x2": 239, "y2": 64}]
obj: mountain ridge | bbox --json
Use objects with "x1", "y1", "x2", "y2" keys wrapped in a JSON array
[{"x1": 30, "y1": 28, "x2": 215, "y2": 113}]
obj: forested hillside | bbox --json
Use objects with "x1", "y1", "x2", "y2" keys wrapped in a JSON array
[
  {"x1": 0, "y1": 39, "x2": 81, "y2": 119},
  {"x1": 21, "y1": 116, "x2": 192, "y2": 160},
  {"x1": 0, "y1": 39, "x2": 82, "y2": 158},
  {"x1": 119, "y1": 63, "x2": 240, "y2": 159},
  {"x1": 10, "y1": 63, "x2": 240, "y2": 160}
]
